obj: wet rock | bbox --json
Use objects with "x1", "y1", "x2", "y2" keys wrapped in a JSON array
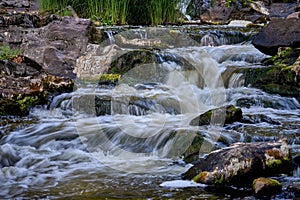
[
  {"x1": 252, "y1": 18, "x2": 300, "y2": 55},
  {"x1": 242, "y1": 114, "x2": 281, "y2": 125},
  {"x1": 190, "y1": 105, "x2": 242, "y2": 126},
  {"x1": 0, "y1": 56, "x2": 74, "y2": 116},
  {"x1": 21, "y1": 16, "x2": 96, "y2": 78},
  {"x1": 109, "y1": 49, "x2": 156, "y2": 75},
  {"x1": 244, "y1": 48, "x2": 300, "y2": 100},
  {"x1": 182, "y1": 140, "x2": 293, "y2": 186},
  {"x1": 75, "y1": 44, "x2": 126, "y2": 80},
  {"x1": 253, "y1": 177, "x2": 282, "y2": 196}
]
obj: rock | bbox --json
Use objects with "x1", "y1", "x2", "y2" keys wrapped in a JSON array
[
  {"x1": 243, "y1": 48, "x2": 300, "y2": 101},
  {"x1": 242, "y1": 114, "x2": 281, "y2": 125},
  {"x1": 0, "y1": 0, "x2": 37, "y2": 12},
  {"x1": 188, "y1": 0, "x2": 212, "y2": 20},
  {"x1": 182, "y1": 140, "x2": 293, "y2": 186},
  {"x1": 253, "y1": 177, "x2": 282, "y2": 196},
  {"x1": 75, "y1": 44, "x2": 125, "y2": 80},
  {"x1": 227, "y1": 20, "x2": 253, "y2": 27},
  {"x1": 269, "y1": 3, "x2": 299, "y2": 19},
  {"x1": 0, "y1": 56, "x2": 74, "y2": 116},
  {"x1": 249, "y1": 1, "x2": 269, "y2": 15},
  {"x1": 252, "y1": 18, "x2": 300, "y2": 55},
  {"x1": 189, "y1": 105, "x2": 242, "y2": 126},
  {"x1": 109, "y1": 49, "x2": 156, "y2": 75},
  {"x1": 21, "y1": 16, "x2": 96, "y2": 78},
  {"x1": 287, "y1": 12, "x2": 300, "y2": 19},
  {"x1": 200, "y1": 6, "x2": 234, "y2": 24}
]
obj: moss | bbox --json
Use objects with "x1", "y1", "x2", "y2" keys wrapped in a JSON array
[
  {"x1": 192, "y1": 171, "x2": 208, "y2": 183},
  {"x1": 213, "y1": 173, "x2": 225, "y2": 185},
  {"x1": 98, "y1": 74, "x2": 121, "y2": 85},
  {"x1": 266, "y1": 159, "x2": 282, "y2": 169},
  {"x1": 16, "y1": 95, "x2": 40, "y2": 114}
]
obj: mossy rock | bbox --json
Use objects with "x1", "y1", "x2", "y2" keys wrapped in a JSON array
[
  {"x1": 253, "y1": 177, "x2": 282, "y2": 196},
  {"x1": 109, "y1": 50, "x2": 156, "y2": 75},
  {"x1": 0, "y1": 94, "x2": 43, "y2": 116},
  {"x1": 190, "y1": 105, "x2": 242, "y2": 126}
]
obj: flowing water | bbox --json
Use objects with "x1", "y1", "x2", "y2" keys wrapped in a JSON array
[{"x1": 1, "y1": 26, "x2": 300, "y2": 199}]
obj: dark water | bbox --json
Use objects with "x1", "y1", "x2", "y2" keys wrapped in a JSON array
[{"x1": 1, "y1": 26, "x2": 300, "y2": 199}]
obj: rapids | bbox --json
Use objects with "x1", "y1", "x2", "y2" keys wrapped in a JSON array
[{"x1": 0, "y1": 26, "x2": 299, "y2": 199}]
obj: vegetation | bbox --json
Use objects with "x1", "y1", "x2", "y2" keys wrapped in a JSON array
[
  {"x1": 0, "y1": 43, "x2": 22, "y2": 60},
  {"x1": 38, "y1": 0, "x2": 180, "y2": 25}
]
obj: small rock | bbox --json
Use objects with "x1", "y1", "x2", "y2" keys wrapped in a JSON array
[
  {"x1": 253, "y1": 177, "x2": 282, "y2": 196},
  {"x1": 287, "y1": 12, "x2": 300, "y2": 19},
  {"x1": 227, "y1": 20, "x2": 253, "y2": 27}
]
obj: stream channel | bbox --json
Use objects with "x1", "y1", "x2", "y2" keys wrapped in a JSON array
[{"x1": 0, "y1": 25, "x2": 299, "y2": 199}]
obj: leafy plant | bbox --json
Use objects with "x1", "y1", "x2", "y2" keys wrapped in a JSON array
[{"x1": 0, "y1": 43, "x2": 22, "y2": 60}]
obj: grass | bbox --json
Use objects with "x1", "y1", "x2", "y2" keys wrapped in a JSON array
[
  {"x1": 0, "y1": 43, "x2": 22, "y2": 60},
  {"x1": 38, "y1": 0, "x2": 181, "y2": 25}
]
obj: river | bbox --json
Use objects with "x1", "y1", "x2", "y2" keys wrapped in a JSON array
[{"x1": 0, "y1": 25, "x2": 299, "y2": 199}]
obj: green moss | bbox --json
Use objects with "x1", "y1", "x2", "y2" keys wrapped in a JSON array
[
  {"x1": 98, "y1": 74, "x2": 121, "y2": 85},
  {"x1": 16, "y1": 95, "x2": 40, "y2": 114},
  {"x1": 192, "y1": 171, "x2": 208, "y2": 183},
  {"x1": 214, "y1": 173, "x2": 225, "y2": 185},
  {"x1": 266, "y1": 159, "x2": 282, "y2": 169}
]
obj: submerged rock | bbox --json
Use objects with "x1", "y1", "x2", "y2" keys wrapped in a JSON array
[
  {"x1": 182, "y1": 140, "x2": 293, "y2": 186},
  {"x1": 190, "y1": 105, "x2": 242, "y2": 126}
]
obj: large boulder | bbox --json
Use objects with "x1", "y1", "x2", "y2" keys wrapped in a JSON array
[
  {"x1": 20, "y1": 16, "x2": 96, "y2": 78},
  {"x1": 0, "y1": 56, "x2": 74, "y2": 116},
  {"x1": 182, "y1": 140, "x2": 293, "y2": 186},
  {"x1": 252, "y1": 18, "x2": 300, "y2": 55}
]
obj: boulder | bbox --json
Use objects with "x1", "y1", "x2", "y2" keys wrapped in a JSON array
[
  {"x1": 243, "y1": 48, "x2": 300, "y2": 101},
  {"x1": 200, "y1": 6, "x2": 234, "y2": 24},
  {"x1": 21, "y1": 16, "x2": 96, "y2": 78},
  {"x1": 75, "y1": 44, "x2": 125, "y2": 80},
  {"x1": 0, "y1": 56, "x2": 74, "y2": 116},
  {"x1": 182, "y1": 140, "x2": 293, "y2": 186},
  {"x1": 189, "y1": 105, "x2": 243, "y2": 126},
  {"x1": 252, "y1": 18, "x2": 300, "y2": 55}
]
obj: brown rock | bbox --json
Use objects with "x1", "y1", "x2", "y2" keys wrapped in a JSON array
[
  {"x1": 253, "y1": 177, "x2": 282, "y2": 196},
  {"x1": 252, "y1": 18, "x2": 300, "y2": 55}
]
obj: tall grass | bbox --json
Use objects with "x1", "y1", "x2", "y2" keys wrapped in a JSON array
[
  {"x1": 38, "y1": 0, "x2": 180, "y2": 25},
  {"x1": 127, "y1": 0, "x2": 180, "y2": 25}
]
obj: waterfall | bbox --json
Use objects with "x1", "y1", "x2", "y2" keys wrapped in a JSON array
[
  {"x1": 178, "y1": 0, "x2": 192, "y2": 21},
  {"x1": 104, "y1": 30, "x2": 115, "y2": 45}
]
